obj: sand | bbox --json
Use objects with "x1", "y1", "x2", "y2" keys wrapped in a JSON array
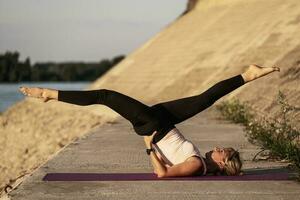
[{"x1": 0, "y1": 97, "x2": 119, "y2": 195}]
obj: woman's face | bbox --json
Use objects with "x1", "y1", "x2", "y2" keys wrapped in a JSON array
[{"x1": 211, "y1": 147, "x2": 230, "y2": 163}]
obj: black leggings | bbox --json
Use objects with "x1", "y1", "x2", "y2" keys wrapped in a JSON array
[{"x1": 58, "y1": 74, "x2": 245, "y2": 143}]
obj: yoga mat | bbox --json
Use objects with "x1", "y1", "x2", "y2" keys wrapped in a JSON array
[{"x1": 43, "y1": 172, "x2": 291, "y2": 181}]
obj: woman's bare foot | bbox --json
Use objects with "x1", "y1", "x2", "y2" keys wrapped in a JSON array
[
  {"x1": 19, "y1": 87, "x2": 58, "y2": 102},
  {"x1": 241, "y1": 64, "x2": 280, "y2": 83}
]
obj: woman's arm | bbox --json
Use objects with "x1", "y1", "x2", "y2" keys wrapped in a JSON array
[
  {"x1": 159, "y1": 159, "x2": 202, "y2": 177},
  {"x1": 146, "y1": 142, "x2": 202, "y2": 177},
  {"x1": 143, "y1": 131, "x2": 202, "y2": 178},
  {"x1": 143, "y1": 132, "x2": 167, "y2": 177},
  {"x1": 148, "y1": 149, "x2": 167, "y2": 177}
]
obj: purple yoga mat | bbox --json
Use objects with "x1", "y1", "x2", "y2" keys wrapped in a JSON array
[{"x1": 43, "y1": 172, "x2": 290, "y2": 181}]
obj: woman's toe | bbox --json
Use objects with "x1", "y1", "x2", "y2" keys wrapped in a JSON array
[
  {"x1": 273, "y1": 66, "x2": 280, "y2": 72},
  {"x1": 20, "y1": 87, "x2": 31, "y2": 96},
  {"x1": 19, "y1": 87, "x2": 24, "y2": 93},
  {"x1": 19, "y1": 87, "x2": 26, "y2": 95}
]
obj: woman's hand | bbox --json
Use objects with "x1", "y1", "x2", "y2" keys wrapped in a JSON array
[{"x1": 143, "y1": 131, "x2": 157, "y2": 148}]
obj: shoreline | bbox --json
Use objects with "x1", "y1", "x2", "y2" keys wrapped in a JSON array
[{"x1": 0, "y1": 82, "x2": 90, "y2": 113}]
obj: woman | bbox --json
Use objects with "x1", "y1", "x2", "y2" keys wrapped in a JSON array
[{"x1": 19, "y1": 64, "x2": 280, "y2": 178}]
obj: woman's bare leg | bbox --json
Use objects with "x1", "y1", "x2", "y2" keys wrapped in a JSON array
[
  {"x1": 241, "y1": 64, "x2": 280, "y2": 83},
  {"x1": 150, "y1": 64, "x2": 281, "y2": 125},
  {"x1": 19, "y1": 87, "x2": 160, "y2": 136},
  {"x1": 19, "y1": 87, "x2": 58, "y2": 102},
  {"x1": 19, "y1": 64, "x2": 279, "y2": 102}
]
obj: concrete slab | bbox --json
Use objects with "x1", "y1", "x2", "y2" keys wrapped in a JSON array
[{"x1": 8, "y1": 108, "x2": 300, "y2": 199}]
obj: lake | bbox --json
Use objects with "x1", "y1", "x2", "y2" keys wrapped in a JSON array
[{"x1": 0, "y1": 82, "x2": 90, "y2": 113}]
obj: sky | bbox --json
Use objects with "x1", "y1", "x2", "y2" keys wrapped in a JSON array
[{"x1": 0, "y1": 0, "x2": 186, "y2": 64}]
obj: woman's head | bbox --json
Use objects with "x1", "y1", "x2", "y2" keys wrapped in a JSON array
[{"x1": 205, "y1": 147, "x2": 242, "y2": 176}]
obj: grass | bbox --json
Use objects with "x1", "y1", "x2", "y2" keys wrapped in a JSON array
[{"x1": 216, "y1": 90, "x2": 300, "y2": 179}]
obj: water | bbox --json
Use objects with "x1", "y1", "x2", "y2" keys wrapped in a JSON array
[{"x1": 0, "y1": 82, "x2": 90, "y2": 113}]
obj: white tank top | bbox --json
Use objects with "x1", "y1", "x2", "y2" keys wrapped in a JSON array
[{"x1": 152, "y1": 127, "x2": 207, "y2": 175}]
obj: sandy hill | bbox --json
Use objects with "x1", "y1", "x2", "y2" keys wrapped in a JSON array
[
  {"x1": 1, "y1": 0, "x2": 299, "y2": 196},
  {"x1": 89, "y1": 0, "x2": 300, "y2": 124}
]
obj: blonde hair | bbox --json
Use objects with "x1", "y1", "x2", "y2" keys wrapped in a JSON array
[{"x1": 223, "y1": 148, "x2": 243, "y2": 176}]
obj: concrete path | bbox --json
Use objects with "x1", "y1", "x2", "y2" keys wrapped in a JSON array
[{"x1": 8, "y1": 108, "x2": 300, "y2": 200}]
